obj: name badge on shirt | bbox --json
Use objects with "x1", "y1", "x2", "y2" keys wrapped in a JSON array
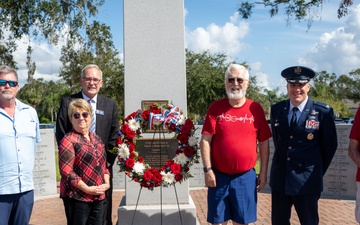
[{"x1": 96, "y1": 110, "x2": 104, "y2": 116}]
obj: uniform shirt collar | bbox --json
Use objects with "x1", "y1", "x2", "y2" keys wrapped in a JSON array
[{"x1": 289, "y1": 96, "x2": 308, "y2": 113}]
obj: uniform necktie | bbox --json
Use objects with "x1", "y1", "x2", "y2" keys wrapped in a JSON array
[
  {"x1": 88, "y1": 99, "x2": 96, "y2": 133},
  {"x1": 290, "y1": 107, "x2": 298, "y2": 130}
]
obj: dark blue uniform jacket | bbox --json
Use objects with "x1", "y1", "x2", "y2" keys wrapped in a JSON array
[{"x1": 269, "y1": 98, "x2": 338, "y2": 195}]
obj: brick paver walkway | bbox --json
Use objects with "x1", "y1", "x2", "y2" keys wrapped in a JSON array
[{"x1": 29, "y1": 188, "x2": 357, "y2": 225}]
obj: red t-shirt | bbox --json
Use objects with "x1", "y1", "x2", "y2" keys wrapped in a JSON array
[
  {"x1": 349, "y1": 107, "x2": 360, "y2": 181},
  {"x1": 202, "y1": 98, "x2": 272, "y2": 174}
]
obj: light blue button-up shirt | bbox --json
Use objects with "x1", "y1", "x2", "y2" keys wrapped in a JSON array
[{"x1": 0, "y1": 99, "x2": 41, "y2": 194}]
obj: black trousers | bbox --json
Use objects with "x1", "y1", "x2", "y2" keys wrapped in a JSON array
[
  {"x1": 271, "y1": 189, "x2": 320, "y2": 225},
  {"x1": 63, "y1": 197, "x2": 104, "y2": 225}
]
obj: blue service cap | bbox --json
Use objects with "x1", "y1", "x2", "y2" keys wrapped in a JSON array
[{"x1": 281, "y1": 66, "x2": 315, "y2": 84}]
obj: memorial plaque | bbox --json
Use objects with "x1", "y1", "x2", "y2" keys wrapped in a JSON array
[
  {"x1": 34, "y1": 129, "x2": 57, "y2": 197},
  {"x1": 112, "y1": 166, "x2": 125, "y2": 189},
  {"x1": 136, "y1": 139, "x2": 178, "y2": 168},
  {"x1": 141, "y1": 100, "x2": 168, "y2": 111}
]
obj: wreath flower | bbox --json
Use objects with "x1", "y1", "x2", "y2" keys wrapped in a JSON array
[{"x1": 111, "y1": 103, "x2": 200, "y2": 190}]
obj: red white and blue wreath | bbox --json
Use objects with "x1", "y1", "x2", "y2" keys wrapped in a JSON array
[{"x1": 111, "y1": 103, "x2": 200, "y2": 190}]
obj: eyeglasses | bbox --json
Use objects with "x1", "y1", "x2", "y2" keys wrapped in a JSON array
[
  {"x1": 227, "y1": 77, "x2": 246, "y2": 84},
  {"x1": 0, "y1": 79, "x2": 18, "y2": 87},
  {"x1": 72, "y1": 112, "x2": 89, "y2": 119},
  {"x1": 83, "y1": 77, "x2": 102, "y2": 84}
]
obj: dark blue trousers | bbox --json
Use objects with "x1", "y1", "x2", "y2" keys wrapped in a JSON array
[
  {"x1": 0, "y1": 190, "x2": 34, "y2": 225},
  {"x1": 62, "y1": 197, "x2": 105, "y2": 225},
  {"x1": 271, "y1": 189, "x2": 320, "y2": 225}
]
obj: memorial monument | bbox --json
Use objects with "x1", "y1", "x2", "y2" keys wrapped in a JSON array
[{"x1": 118, "y1": 0, "x2": 199, "y2": 224}]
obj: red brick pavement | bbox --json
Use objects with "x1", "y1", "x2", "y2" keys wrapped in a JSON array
[{"x1": 30, "y1": 188, "x2": 357, "y2": 225}]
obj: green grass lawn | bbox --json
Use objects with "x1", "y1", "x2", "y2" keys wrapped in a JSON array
[
  {"x1": 255, "y1": 159, "x2": 260, "y2": 174},
  {"x1": 55, "y1": 152, "x2": 61, "y2": 181}
]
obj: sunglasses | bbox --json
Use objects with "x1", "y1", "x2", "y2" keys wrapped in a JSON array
[
  {"x1": 227, "y1": 77, "x2": 246, "y2": 84},
  {"x1": 0, "y1": 79, "x2": 18, "y2": 87},
  {"x1": 72, "y1": 112, "x2": 90, "y2": 119}
]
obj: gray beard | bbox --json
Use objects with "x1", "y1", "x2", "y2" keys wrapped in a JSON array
[
  {"x1": 226, "y1": 89, "x2": 246, "y2": 99},
  {"x1": 2, "y1": 93, "x2": 14, "y2": 100}
]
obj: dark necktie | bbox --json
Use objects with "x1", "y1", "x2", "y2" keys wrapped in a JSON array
[{"x1": 290, "y1": 107, "x2": 298, "y2": 130}]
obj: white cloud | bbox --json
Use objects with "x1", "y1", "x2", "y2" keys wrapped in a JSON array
[
  {"x1": 185, "y1": 10, "x2": 275, "y2": 90},
  {"x1": 298, "y1": 4, "x2": 360, "y2": 75},
  {"x1": 8, "y1": 34, "x2": 64, "y2": 88},
  {"x1": 185, "y1": 12, "x2": 250, "y2": 58},
  {"x1": 248, "y1": 62, "x2": 271, "y2": 91}
]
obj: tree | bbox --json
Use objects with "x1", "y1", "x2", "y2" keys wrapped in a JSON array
[
  {"x1": 261, "y1": 88, "x2": 288, "y2": 117},
  {"x1": 246, "y1": 74, "x2": 274, "y2": 116},
  {"x1": 310, "y1": 70, "x2": 350, "y2": 117},
  {"x1": 186, "y1": 50, "x2": 229, "y2": 120},
  {"x1": 0, "y1": 0, "x2": 105, "y2": 67},
  {"x1": 58, "y1": 21, "x2": 125, "y2": 117},
  {"x1": 17, "y1": 79, "x2": 70, "y2": 123},
  {"x1": 338, "y1": 69, "x2": 360, "y2": 102},
  {"x1": 0, "y1": 1, "x2": 124, "y2": 120},
  {"x1": 238, "y1": 0, "x2": 353, "y2": 29}
]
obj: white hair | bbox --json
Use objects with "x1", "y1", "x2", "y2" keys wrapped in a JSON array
[{"x1": 224, "y1": 64, "x2": 249, "y2": 80}]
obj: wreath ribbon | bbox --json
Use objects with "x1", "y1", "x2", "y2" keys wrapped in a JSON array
[{"x1": 148, "y1": 105, "x2": 181, "y2": 129}]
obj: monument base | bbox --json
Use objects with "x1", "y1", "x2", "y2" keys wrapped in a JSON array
[{"x1": 117, "y1": 195, "x2": 200, "y2": 225}]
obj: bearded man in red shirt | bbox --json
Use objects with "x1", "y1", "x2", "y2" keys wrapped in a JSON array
[{"x1": 200, "y1": 63, "x2": 272, "y2": 225}]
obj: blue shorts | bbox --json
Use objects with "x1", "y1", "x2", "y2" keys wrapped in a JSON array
[{"x1": 207, "y1": 169, "x2": 257, "y2": 224}]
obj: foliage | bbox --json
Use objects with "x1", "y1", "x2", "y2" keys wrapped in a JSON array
[
  {"x1": 238, "y1": 0, "x2": 354, "y2": 29},
  {"x1": 186, "y1": 49, "x2": 228, "y2": 119},
  {"x1": 185, "y1": 49, "x2": 286, "y2": 119},
  {"x1": 0, "y1": 0, "x2": 105, "y2": 66},
  {"x1": 260, "y1": 88, "x2": 288, "y2": 117},
  {"x1": 14, "y1": 46, "x2": 360, "y2": 123},
  {"x1": 310, "y1": 70, "x2": 351, "y2": 117},
  {"x1": 58, "y1": 21, "x2": 125, "y2": 117},
  {"x1": 339, "y1": 69, "x2": 360, "y2": 102},
  {"x1": 1, "y1": 0, "x2": 124, "y2": 118},
  {"x1": 17, "y1": 79, "x2": 70, "y2": 123}
]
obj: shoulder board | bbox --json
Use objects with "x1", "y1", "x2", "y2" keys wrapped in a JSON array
[{"x1": 313, "y1": 101, "x2": 331, "y2": 109}]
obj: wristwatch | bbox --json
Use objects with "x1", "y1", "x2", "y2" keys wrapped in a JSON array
[{"x1": 203, "y1": 167, "x2": 212, "y2": 173}]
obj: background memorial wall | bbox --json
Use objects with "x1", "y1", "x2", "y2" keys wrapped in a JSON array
[
  {"x1": 33, "y1": 120, "x2": 357, "y2": 200},
  {"x1": 323, "y1": 124, "x2": 356, "y2": 199},
  {"x1": 113, "y1": 124, "x2": 358, "y2": 200},
  {"x1": 33, "y1": 128, "x2": 57, "y2": 197}
]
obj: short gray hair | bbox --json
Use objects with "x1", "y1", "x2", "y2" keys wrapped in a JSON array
[
  {"x1": 81, "y1": 64, "x2": 103, "y2": 79},
  {"x1": 0, "y1": 65, "x2": 18, "y2": 80},
  {"x1": 225, "y1": 64, "x2": 249, "y2": 80}
]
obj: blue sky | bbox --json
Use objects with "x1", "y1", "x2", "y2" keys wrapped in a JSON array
[{"x1": 13, "y1": 0, "x2": 360, "y2": 93}]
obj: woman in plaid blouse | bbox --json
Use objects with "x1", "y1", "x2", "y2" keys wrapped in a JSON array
[{"x1": 58, "y1": 99, "x2": 110, "y2": 225}]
